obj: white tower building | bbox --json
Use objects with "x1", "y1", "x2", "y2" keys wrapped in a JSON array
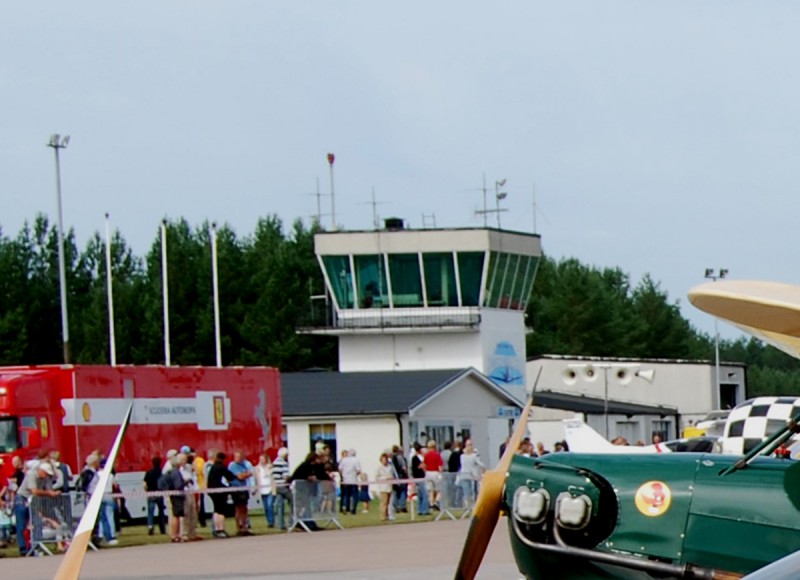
[{"x1": 300, "y1": 219, "x2": 541, "y2": 389}]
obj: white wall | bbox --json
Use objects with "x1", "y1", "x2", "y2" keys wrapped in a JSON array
[
  {"x1": 283, "y1": 415, "x2": 400, "y2": 483},
  {"x1": 480, "y1": 309, "x2": 527, "y2": 387},
  {"x1": 525, "y1": 357, "x2": 746, "y2": 433},
  {"x1": 339, "y1": 332, "x2": 483, "y2": 372}
]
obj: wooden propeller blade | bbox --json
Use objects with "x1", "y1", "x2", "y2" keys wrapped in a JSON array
[
  {"x1": 54, "y1": 403, "x2": 132, "y2": 580},
  {"x1": 455, "y1": 397, "x2": 533, "y2": 580}
]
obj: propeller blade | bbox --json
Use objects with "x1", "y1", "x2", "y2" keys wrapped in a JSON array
[
  {"x1": 54, "y1": 403, "x2": 132, "y2": 580},
  {"x1": 454, "y1": 397, "x2": 533, "y2": 580}
]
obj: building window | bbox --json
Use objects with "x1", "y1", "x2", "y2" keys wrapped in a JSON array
[
  {"x1": 652, "y1": 420, "x2": 670, "y2": 442},
  {"x1": 518, "y1": 256, "x2": 539, "y2": 311},
  {"x1": 388, "y1": 253, "x2": 424, "y2": 307},
  {"x1": 486, "y1": 252, "x2": 510, "y2": 307},
  {"x1": 309, "y1": 423, "x2": 337, "y2": 460},
  {"x1": 457, "y1": 252, "x2": 485, "y2": 306},
  {"x1": 322, "y1": 255, "x2": 354, "y2": 309},
  {"x1": 423, "y1": 253, "x2": 458, "y2": 306},
  {"x1": 354, "y1": 255, "x2": 387, "y2": 308},
  {"x1": 426, "y1": 424, "x2": 454, "y2": 448},
  {"x1": 498, "y1": 254, "x2": 520, "y2": 308}
]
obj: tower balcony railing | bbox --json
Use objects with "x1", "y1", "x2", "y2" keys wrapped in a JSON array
[{"x1": 297, "y1": 305, "x2": 481, "y2": 333}]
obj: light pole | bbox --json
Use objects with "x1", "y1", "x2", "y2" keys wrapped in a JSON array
[
  {"x1": 47, "y1": 134, "x2": 71, "y2": 363},
  {"x1": 704, "y1": 268, "x2": 729, "y2": 396}
]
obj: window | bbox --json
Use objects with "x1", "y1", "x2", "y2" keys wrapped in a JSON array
[
  {"x1": 388, "y1": 254, "x2": 424, "y2": 307},
  {"x1": 354, "y1": 255, "x2": 387, "y2": 308},
  {"x1": 423, "y1": 253, "x2": 458, "y2": 306},
  {"x1": 322, "y1": 255, "x2": 354, "y2": 309},
  {"x1": 457, "y1": 252, "x2": 485, "y2": 306},
  {"x1": 19, "y1": 416, "x2": 38, "y2": 449},
  {"x1": 486, "y1": 252, "x2": 509, "y2": 307},
  {"x1": 0, "y1": 417, "x2": 19, "y2": 453},
  {"x1": 518, "y1": 256, "x2": 539, "y2": 311},
  {"x1": 426, "y1": 424, "x2": 454, "y2": 448},
  {"x1": 498, "y1": 254, "x2": 520, "y2": 308},
  {"x1": 652, "y1": 420, "x2": 670, "y2": 442},
  {"x1": 309, "y1": 423, "x2": 337, "y2": 460}
]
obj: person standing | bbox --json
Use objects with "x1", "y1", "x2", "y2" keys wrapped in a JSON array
[
  {"x1": 338, "y1": 449, "x2": 361, "y2": 515},
  {"x1": 423, "y1": 440, "x2": 443, "y2": 510},
  {"x1": 391, "y1": 445, "x2": 409, "y2": 513},
  {"x1": 375, "y1": 453, "x2": 394, "y2": 522},
  {"x1": 166, "y1": 453, "x2": 189, "y2": 543},
  {"x1": 272, "y1": 447, "x2": 292, "y2": 530},
  {"x1": 143, "y1": 457, "x2": 166, "y2": 535},
  {"x1": 457, "y1": 439, "x2": 485, "y2": 508},
  {"x1": 228, "y1": 450, "x2": 254, "y2": 536},
  {"x1": 256, "y1": 453, "x2": 275, "y2": 528},
  {"x1": 206, "y1": 452, "x2": 235, "y2": 538},
  {"x1": 410, "y1": 443, "x2": 430, "y2": 516}
]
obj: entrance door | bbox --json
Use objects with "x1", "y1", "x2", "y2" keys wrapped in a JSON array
[{"x1": 488, "y1": 418, "x2": 511, "y2": 465}]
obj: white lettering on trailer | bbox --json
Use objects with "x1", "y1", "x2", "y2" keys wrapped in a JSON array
[{"x1": 60, "y1": 391, "x2": 231, "y2": 431}]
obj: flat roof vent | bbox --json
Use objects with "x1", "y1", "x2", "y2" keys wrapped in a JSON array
[{"x1": 384, "y1": 217, "x2": 405, "y2": 231}]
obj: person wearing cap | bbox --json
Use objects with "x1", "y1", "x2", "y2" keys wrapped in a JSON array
[{"x1": 15, "y1": 461, "x2": 60, "y2": 556}]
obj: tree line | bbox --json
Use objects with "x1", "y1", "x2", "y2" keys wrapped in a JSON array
[{"x1": 1, "y1": 215, "x2": 798, "y2": 395}]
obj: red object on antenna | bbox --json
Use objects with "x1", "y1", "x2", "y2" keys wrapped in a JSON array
[{"x1": 327, "y1": 153, "x2": 335, "y2": 165}]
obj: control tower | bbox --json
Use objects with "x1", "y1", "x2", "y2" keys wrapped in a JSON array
[{"x1": 300, "y1": 219, "x2": 541, "y2": 387}]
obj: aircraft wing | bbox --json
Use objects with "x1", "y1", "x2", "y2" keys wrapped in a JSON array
[
  {"x1": 563, "y1": 418, "x2": 671, "y2": 454},
  {"x1": 689, "y1": 280, "x2": 800, "y2": 359}
]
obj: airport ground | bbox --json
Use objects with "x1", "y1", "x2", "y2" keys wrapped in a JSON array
[{"x1": 2, "y1": 517, "x2": 520, "y2": 579}]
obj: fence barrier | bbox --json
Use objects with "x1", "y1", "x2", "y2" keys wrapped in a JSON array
[
  {"x1": 8, "y1": 473, "x2": 484, "y2": 551},
  {"x1": 288, "y1": 479, "x2": 343, "y2": 532}
]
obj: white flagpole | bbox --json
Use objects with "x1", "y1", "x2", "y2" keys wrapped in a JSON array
[
  {"x1": 104, "y1": 213, "x2": 117, "y2": 366},
  {"x1": 211, "y1": 223, "x2": 222, "y2": 367},
  {"x1": 161, "y1": 220, "x2": 171, "y2": 366}
]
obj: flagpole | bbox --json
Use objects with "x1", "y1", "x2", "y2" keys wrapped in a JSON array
[
  {"x1": 104, "y1": 213, "x2": 117, "y2": 366},
  {"x1": 161, "y1": 220, "x2": 171, "y2": 366},
  {"x1": 211, "y1": 223, "x2": 222, "y2": 368}
]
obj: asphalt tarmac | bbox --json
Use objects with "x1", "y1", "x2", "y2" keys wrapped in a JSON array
[{"x1": 3, "y1": 518, "x2": 522, "y2": 580}]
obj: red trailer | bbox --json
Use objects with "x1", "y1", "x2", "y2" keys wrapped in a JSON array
[{"x1": 0, "y1": 365, "x2": 282, "y2": 517}]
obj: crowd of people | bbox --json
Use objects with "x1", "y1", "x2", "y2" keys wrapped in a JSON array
[{"x1": 1, "y1": 435, "x2": 535, "y2": 555}]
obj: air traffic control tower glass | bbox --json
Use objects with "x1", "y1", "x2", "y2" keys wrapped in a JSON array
[{"x1": 322, "y1": 250, "x2": 537, "y2": 311}]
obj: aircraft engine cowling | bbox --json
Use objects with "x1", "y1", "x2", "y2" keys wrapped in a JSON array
[{"x1": 507, "y1": 459, "x2": 618, "y2": 550}]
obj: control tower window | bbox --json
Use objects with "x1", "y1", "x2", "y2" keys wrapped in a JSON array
[
  {"x1": 388, "y1": 254, "x2": 424, "y2": 307},
  {"x1": 423, "y1": 253, "x2": 458, "y2": 306},
  {"x1": 354, "y1": 255, "x2": 387, "y2": 308},
  {"x1": 516, "y1": 256, "x2": 539, "y2": 311},
  {"x1": 322, "y1": 255, "x2": 354, "y2": 309},
  {"x1": 457, "y1": 252, "x2": 485, "y2": 306},
  {"x1": 486, "y1": 252, "x2": 509, "y2": 307}
]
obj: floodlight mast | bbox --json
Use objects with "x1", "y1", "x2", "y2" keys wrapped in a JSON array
[
  {"x1": 704, "y1": 268, "x2": 729, "y2": 397},
  {"x1": 47, "y1": 134, "x2": 71, "y2": 363}
]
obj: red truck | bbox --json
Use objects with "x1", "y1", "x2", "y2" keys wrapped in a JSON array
[{"x1": 0, "y1": 365, "x2": 282, "y2": 517}]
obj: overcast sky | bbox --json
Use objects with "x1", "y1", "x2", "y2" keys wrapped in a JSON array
[{"x1": 4, "y1": 2, "x2": 800, "y2": 340}]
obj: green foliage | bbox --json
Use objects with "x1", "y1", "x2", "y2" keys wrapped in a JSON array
[
  {"x1": 3, "y1": 217, "x2": 800, "y2": 393},
  {"x1": 0, "y1": 215, "x2": 336, "y2": 370}
]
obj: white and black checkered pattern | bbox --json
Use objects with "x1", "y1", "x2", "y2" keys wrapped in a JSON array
[{"x1": 721, "y1": 397, "x2": 800, "y2": 455}]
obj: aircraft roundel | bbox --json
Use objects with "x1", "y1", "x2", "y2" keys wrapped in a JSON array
[{"x1": 634, "y1": 481, "x2": 672, "y2": 517}]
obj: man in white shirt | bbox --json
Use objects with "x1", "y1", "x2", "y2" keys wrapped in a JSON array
[{"x1": 338, "y1": 449, "x2": 361, "y2": 515}]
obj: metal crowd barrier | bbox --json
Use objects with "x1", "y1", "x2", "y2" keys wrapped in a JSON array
[
  {"x1": 27, "y1": 494, "x2": 74, "y2": 556},
  {"x1": 288, "y1": 480, "x2": 344, "y2": 532},
  {"x1": 437, "y1": 471, "x2": 478, "y2": 521}
]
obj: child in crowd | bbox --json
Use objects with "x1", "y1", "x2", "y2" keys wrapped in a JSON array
[
  {"x1": 0, "y1": 495, "x2": 12, "y2": 548},
  {"x1": 358, "y1": 472, "x2": 371, "y2": 513}
]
